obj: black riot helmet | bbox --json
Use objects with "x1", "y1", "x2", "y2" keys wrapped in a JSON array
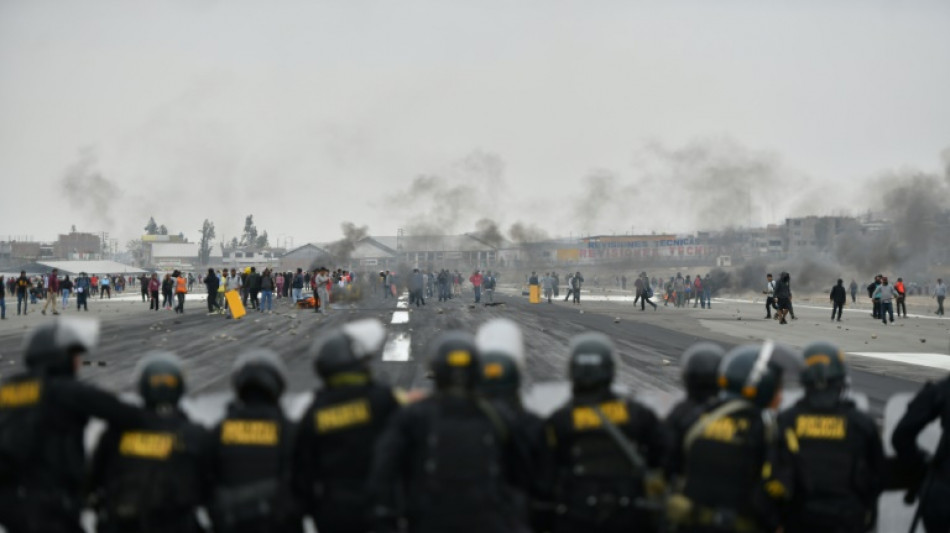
[
  {"x1": 232, "y1": 348, "x2": 287, "y2": 403},
  {"x1": 476, "y1": 319, "x2": 525, "y2": 402},
  {"x1": 135, "y1": 351, "x2": 185, "y2": 411},
  {"x1": 22, "y1": 318, "x2": 100, "y2": 377},
  {"x1": 680, "y1": 342, "x2": 725, "y2": 402},
  {"x1": 568, "y1": 332, "x2": 616, "y2": 393},
  {"x1": 310, "y1": 319, "x2": 386, "y2": 384},
  {"x1": 718, "y1": 341, "x2": 784, "y2": 409},
  {"x1": 800, "y1": 341, "x2": 848, "y2": 407},
  {"x1": 428, "y1": 331, "x2": 481, "y2": 391}
]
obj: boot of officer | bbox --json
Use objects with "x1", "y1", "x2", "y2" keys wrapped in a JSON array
[
  {"x1": 670, "y1": 342, "x2": 786, "y2": 533},
  {"x1": 89, "y1": 351, "x2": 212, "y2": 533},
  {"x1": 892, "y1": 360, "x2": 950, "y2": 531},
  {"x1": 292, "y1": 319, "x2": 403, "y2": 533},
  {"x1": 210, "y1": 349, "x2": 303, "y2": 533},
  {"x1": 777, "y1": 341, "x2": 883, "y2": 533},
  {"x1": 665, "y1": 342, "x2": 725, "y2": 480},
  {"x1": 0, "y1": 318, "x2": 144, "y2": 533},
  {"x1": 476, "y1": 319, "x2": 546, "y2": 529},
  {"x1": 539, "y1": 332, "x2": 668, "y2": 533},
  {"x1": 367, "y1": 331, "x2": 531, "y2": 533}
]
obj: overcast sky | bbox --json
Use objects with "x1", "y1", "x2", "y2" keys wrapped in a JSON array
[{"x1": 1, "y1": 1, "x2": 948, "y2": 247}]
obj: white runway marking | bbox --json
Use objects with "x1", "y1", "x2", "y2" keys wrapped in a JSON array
[
  {"x1": 396, "y1": 301, "x2": 408, "y2": 309},
  {"x1": 391, "y1": 311, "x2": 409, "y2": 324},
  {"x1": 848, "y1": 352, "x2": 950, "y2": 371},
  {"x1": 382, "y1": 332, "x2": 412, "y2": 361}
]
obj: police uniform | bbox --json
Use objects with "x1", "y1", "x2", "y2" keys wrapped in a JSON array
[
  {"x1": 671, "y1": 343, "x2": 786, "y2": 533},
  {"x1": 294, "y1": 320, "x2": 402, "y2": 533},
  {"x1": 209, "y1": 349, "x2": 302, "y2": 533},
  {"x1": 777, "y1": 342, "x2": 883, "y2": 533},
  {"x1": 665, "y1": 343, "x2": 725, "y2": 480},
  {"x1": 367, "y1": 331, "x2": 531, "y2": 533},
  {"x1": 89, "y1": 351, "x2": 212, "y2": 533},
  {"x1": 892, "y1": 374, "x2": 950, "y2": 532},
  {"x1": 476, "y1": 319, "x2": 547, "y2": 529},
  {"x1": 0, "y1": 319, "x2": 144, "y2": 533},
  {"x1": 540, "y1": 332, "x2": 668, "y2": 533}
]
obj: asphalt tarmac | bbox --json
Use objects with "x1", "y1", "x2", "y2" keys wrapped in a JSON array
[{"x1": 0, "y1": 284, "x2": 941, "y2": 419}]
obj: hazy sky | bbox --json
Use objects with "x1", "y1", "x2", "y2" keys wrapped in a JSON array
[{"x1": 2, "y1": 1, "x2": 948, "y2": 247}]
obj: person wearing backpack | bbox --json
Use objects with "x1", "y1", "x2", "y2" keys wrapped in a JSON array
[
  {"x1": 570, "y1": 271, "x2": 584, "y2": 305},
  {"x1": 368, "y1": 331, "x2": 532, "y2": 533},
  {"x1": 538, "y1": 332, "x2": 668, "y2": 533}
]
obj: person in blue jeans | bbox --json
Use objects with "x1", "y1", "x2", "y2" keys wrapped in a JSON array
[
  {"x1": 703, "y1": 273, "x2": 712, "y2": 309},
  {"x1": 260, "y1": 269, "x2": 275, "y2": 313},
  {"x1": 15, "y1": 271, "x2": 31, "y2": 315}
]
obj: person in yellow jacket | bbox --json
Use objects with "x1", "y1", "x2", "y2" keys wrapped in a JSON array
[{"x1": 173, "y1": 270, "x2": 188, "y2": 315}]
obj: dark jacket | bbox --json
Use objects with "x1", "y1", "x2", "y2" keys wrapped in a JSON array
[
  {"x1": 830, "y1": 284, "x2": 847, "y2": 304},
  {"x1": 90, "y1": 409, "x2": 212, "y2": 533},
  {"x1": 368, "y1": 392, "x2": 532, "y2": 533},
  {"x1": 293, "y1": 381, "x2": 402, "y2": 531}
]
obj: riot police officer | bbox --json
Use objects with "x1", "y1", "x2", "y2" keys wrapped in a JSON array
[
  {"x1": 367, "y1": 331, "x2": 531, "y2": 533},
  {"x1": 89, "y1": 351, "x2": 212, "y2": 533},
  {"x1": 476, "y1": 319, "x2": 546, "y2": 528},
  {"x1": 668, "y1": 342, "x2": 786, "y2": 533},
  {"x1": 209, "y1": 348, "x2": 302, "y2": 533},
  {"x1": 665, "y1": 342, "x2": 725, "y2": 479},
  {"x1": 293, "y1": 319, "x2": 403, "y2": 533},
  {"x1": 892, "y1": 365, "x2": 950, "y2": 531},
  {"x1": 777, "y1": 341, "x2": 883, "y2": 533},
  {"x1": 0, "y1": 319, "x2": 144, "y2": 533},
  {"x1": 539, "y1": 332, "x2": 668, "y2": 533}
]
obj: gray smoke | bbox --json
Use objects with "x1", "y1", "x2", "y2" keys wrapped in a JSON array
[
  {"x1": 508, "y1": 221, "x2": 549, "y2": 244},
  {"x1": 325, "y1": 222, "x2": 369, "y2": 266},
  {"x1": 831, "y1": 167, "x2": 950, "y2": 279},
  {"x1": 472, "y1": 218, "x2": 504, "y2": 248},
  {"x1": 638, "y1": 138, "x2": 785, "y2": 231},
  {"x1": 60, "y1": 148, "x2": 123, "y2": 229},
  {"x1": 386, "y1": 151, "x2": 506, "y2": 236},
  {"x1": 573, "y1": 169, "x2": 638, "y2": 234}
]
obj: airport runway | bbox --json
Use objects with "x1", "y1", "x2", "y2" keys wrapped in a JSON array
[{"x1": 0, "y1": 285, "x2": 943, "y2": 419}]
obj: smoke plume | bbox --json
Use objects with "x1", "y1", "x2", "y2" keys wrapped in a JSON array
[
  {"x1": 384, "y1": 151, "x2": 507, "y2": 236},
  {"x1": 60, "y1": 148, "x2": 123, "y2": 229},
  {"x1": 326, "y1": 222, "x2": 369, "y2": 266},
  {"x1": 472, "y1": 218, "x2": 504, "y2": 248}
]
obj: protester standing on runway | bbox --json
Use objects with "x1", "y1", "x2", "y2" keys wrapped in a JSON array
[
  {"x1": 0, "y1": 276, "x2": 5, "y2": 320},
  {"x1": 849, "y1": 279, "x2": 858, "y2": 304},
  {"x1": 15, "y1": 271, "x2": 30, "y2": 315},
  {"x1": 315, "y1": 267, "x2": 331, "y2": 315},
  {"x1": 60, "y1": 275, "x2": 72, "y2": 310},
  {"x1": 174, "y1": 270, "x2": 188, "y2": 314},
  {"x1": 100, "y1": 274, "x2": 111, "y2": 299},
  {"x1": 570, "y1": 271, "x2": 583, "y2": 304},
  {"x1": 41, "y1": 268, "x2": 60, "y2": 316},
  {"x1": 764, "y1": 273, "x2": 778, "y2": 319},
  {"x1": 260, "y1": 269, "x2": 275, "y2": 313},
  {"x1": 934, "y1": 278, "x2": 946, "y2": 316},
  {"x1": 292, "y1": 268, "x2": 304, "y2": 302},
  {"x1": 639, "y1": 273, "x2": 657, "y2": 311},
  {"x1": 830, "y1": 278, "x2": 846, "y2": 322},
  {"x1": 470, "y1": 270, "x2": 484, "y2": 304},
  {"x1": 205, "y1": 268, "x2": 221, "y2": 315},
  {"x1": 541, "y1": 272, "x2": 554, "y2": 304},
  {"x1": 149, "y1": 272, "x2": 160, "y2": 311},
  {"x1": 873, "y1": 277, "x2": 897, "y2": 324},
  {"x1": 140, "y1": 274, "x2": 149, "y2": 302},
  {"x1": 895, "y1": 277, "x2": 907, "y2": 318}
]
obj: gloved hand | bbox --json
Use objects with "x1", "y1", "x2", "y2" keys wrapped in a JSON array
[
  {"x1": 644, "y1": 470, "x2": 667, "y2": 499},
  {"x1": 666, "y1": 493, "x2": 693, "y2": 525}
]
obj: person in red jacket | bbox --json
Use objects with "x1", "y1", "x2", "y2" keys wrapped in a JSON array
[{"x1": 469, "y1": 270, "x2": 483, "y2": 304}]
